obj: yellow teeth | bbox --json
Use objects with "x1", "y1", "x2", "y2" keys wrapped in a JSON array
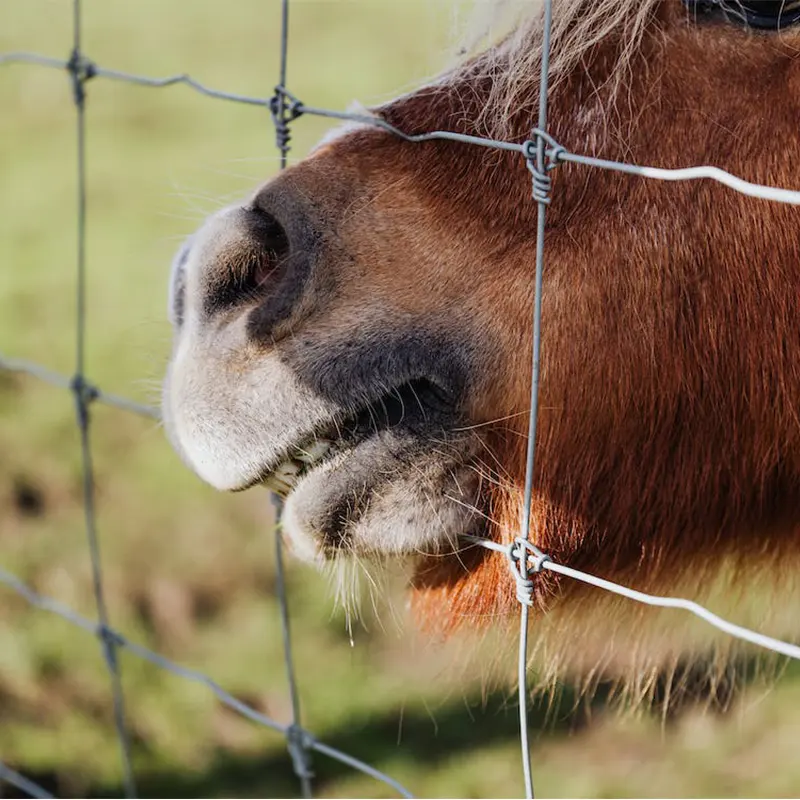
[
  {"x1": 261, "y1": 438, "x2": 335, "y2": 496},
  {"x1": 263, "y1": 473, "x2": 292, "y2": 496},
  {"x1": 293, "y1": 439, "x2": 332, "y2": 464}
]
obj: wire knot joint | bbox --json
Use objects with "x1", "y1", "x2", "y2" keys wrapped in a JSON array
[
  {"x1": 270, "y1": 85, "x2": 304, "y2": 154},
  {"x1": 70, "y1": 374, "x2": 99, "y2": 403},
  {"x1": 506, "y1": 537, "x2": 551, "y2": 607},
  {"x1": 522, "y1": 129, "x2": 564, "y2": 205},
  {"x1": 96, "y1": 623, "x2": 124, "y2": 671},
  {"x1": 285, "y1": 723, "x2": 315, "y2": 782},
  {"x1": 70, "y1": 374, "x2": 99, "y2": 428},
  {"x1": 66, "y1": 48, "x2": 97, "y2": 107}
]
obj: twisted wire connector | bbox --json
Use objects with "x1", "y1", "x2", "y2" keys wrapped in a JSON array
[
  {"x1": 285, "y1": 723, "x2": 315, "y2": 782},
  {"x1": 522, "y1": 129, "x2": 565, "y2": 205},
  {"x1": 97, "y1": 622, "x2": 124, "y2": 670},
  {"x1": 506, "y1": 537, "x2": 551, "y2": 607},
  {"x1": 66, "y1": 47, "x2": 96, "y2": 107},
  {"x1": 70, "y1": 374, "x2": 100, "y2": 429},
  {"x1": 269, "y1": 85, "x2": 304, "y2": 154}
]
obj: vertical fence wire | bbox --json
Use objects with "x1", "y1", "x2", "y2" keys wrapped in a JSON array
[
  {"x1": 68, "y1": 0, "x2": 137, "y2": 796},
  {"x1": 516, "y1": 0, "x2": 554, "y2": 796},
  {"x1": 271, "y1": 1, "x2": 313, "y2": 796},
  {"x1": 277, "y1": 0, "x2": 291, "y2": 171},
  {"x1": 274, "y1": 501, "x2": 314, "y2": 798}
]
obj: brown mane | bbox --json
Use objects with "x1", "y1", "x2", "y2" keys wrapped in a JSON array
[{"x1": 459, "y1": 0, "x2": 664, "y2": 132}]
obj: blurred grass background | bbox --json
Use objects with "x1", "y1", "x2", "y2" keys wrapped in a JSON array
[{"x1": 1, "y1": 1, "x2": 799, "y2": 797}]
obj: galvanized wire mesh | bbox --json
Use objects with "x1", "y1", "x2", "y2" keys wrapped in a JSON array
[{"x1": 3, "y1": 1, "x2": 800, "y2": 798}]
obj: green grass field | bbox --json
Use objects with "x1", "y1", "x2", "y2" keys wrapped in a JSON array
[{"x1": 2, "y1": 1, "x2": 800, "y2": 797}]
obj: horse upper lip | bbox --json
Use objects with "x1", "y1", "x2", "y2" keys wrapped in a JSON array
[{"x1": 232, "y1": 378, "x2": 457, "y2": 493}]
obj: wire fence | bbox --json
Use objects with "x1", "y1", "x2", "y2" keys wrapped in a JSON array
[{"x1": 3, "y1": 0, "x2": 800, "y2": 798}]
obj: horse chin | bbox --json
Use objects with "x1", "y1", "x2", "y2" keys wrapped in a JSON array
[{"x1": 276, "y1": 426, "x2": 486, "y2": 567}]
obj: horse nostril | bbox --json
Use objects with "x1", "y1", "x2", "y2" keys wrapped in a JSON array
[
  {"x1": 247, "y1": 207, "x2": 291, "y2": 289},
  {"x1": 200, "y1": 207, "x2": 293, "y2": 317},
  {"x1": 185, "y1": 186, "x2": 317, "y2": 338}
]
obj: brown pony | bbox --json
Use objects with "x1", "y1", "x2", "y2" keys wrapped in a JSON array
[{"x1": 162, "y1": 0, "x2": 800, "y2": 690}]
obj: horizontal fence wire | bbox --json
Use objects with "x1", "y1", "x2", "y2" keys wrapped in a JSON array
[
  {"x1": 4, "y1": 2, "x2": 800, "y2": 798},
  {"x1": 0, "y1": 567, "x2": 413, "y2": 799},
  {"x1": 0, "y1": 762, "x2": 53, "y2": 800},
  {"x1": 4, "y1": 52, "x2": 800, "y2": 205},
  {"x1": 464, "y1": 536, "x2": 800, "y2": 663},
  {"x1": 0, "y1": 352, "x2": 160, "y2": 419}
]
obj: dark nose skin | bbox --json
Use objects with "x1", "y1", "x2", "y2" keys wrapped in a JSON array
[{"x1": 243, "y1": 179, "x2": 325, "y2": 342}]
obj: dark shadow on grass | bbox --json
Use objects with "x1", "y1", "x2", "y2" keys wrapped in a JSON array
[
  {"x1": 1, "y1": 682, "x2": 597, "y2": 799},
  {"x1": 2, "y1": 655, "x2": 769, "y2": 799}
]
